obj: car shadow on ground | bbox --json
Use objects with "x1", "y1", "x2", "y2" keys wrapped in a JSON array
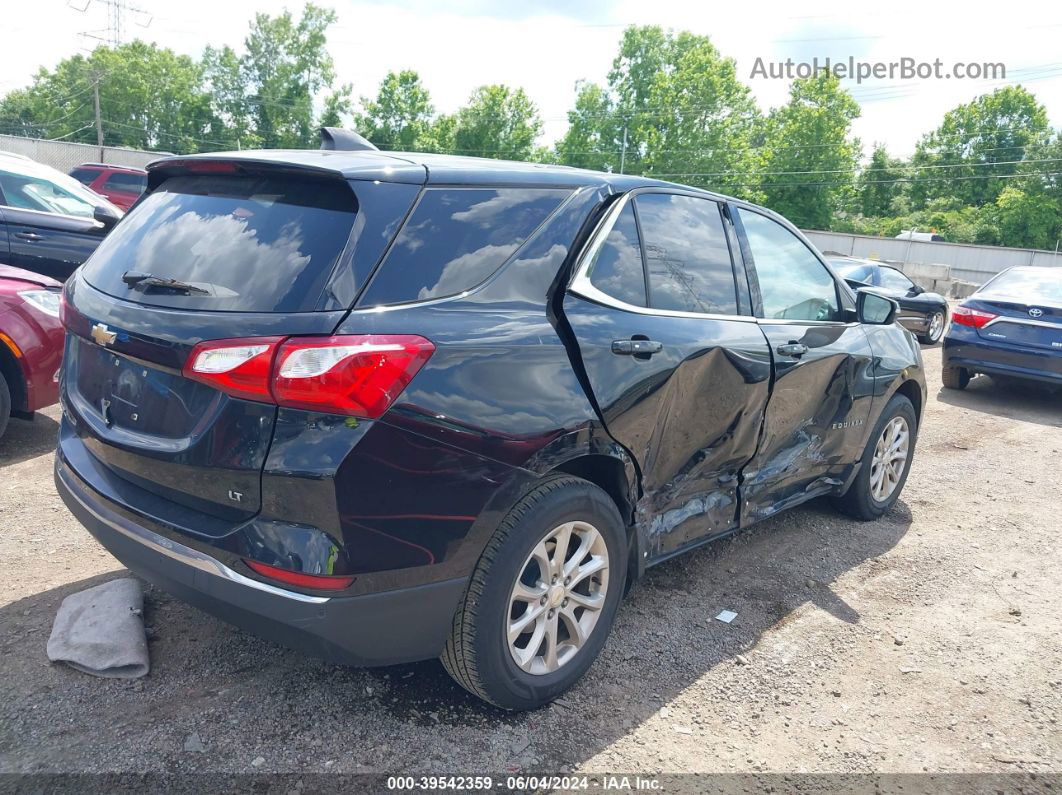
[
  {"x1": 0, "y1": 493, "x2": 912, "y2": 773},
  {"x1": 936, "y1": 376, "x2": 1061, "y2": 428},
  {"x1": 0, "y1": 412, "x2": 59, "y2": 468}
]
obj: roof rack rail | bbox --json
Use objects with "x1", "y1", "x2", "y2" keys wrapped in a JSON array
[{"x1": 319, "y1": 127, "x2": 379, "y2": 152}]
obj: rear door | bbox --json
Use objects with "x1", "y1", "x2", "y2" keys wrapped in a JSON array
[
  {"x1": 563, "y1": 190, "x2": 772, "y2": 559},
  {"x1": 733, "y1": 207, "x2": 874, "y2": 523},
  {"x1": 61, "y1": 167, "x2": 421, "y2": 526}
]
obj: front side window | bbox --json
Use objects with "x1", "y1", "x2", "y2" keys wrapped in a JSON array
[
  {"x1": 0, "y1": 169, "x2": 97, "y2": 217},
  {"x1": 636, "y1": 193, "x2": 738, "y2": 315},
  {"x1": 586, "y1": 202, "x2": 647, "y2": 307},
  {"x1": 69, "y1": 168, "x2": 98, "y2": 186},
  {"x1": 738, "y1": 209, "x2": 841, "y2": 322},
  {"x1": 358, "y1": 187, "x2": 570, "y2": 306},
  {"x1": 878, "y1": 267, "x2": 914, "y2": 291}
]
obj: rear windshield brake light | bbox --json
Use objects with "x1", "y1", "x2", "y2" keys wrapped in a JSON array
[
  {"x1": 183, "y1": 334, "x2": 435, "y2": 419},
  {"x1": 952, "y1": 305, "x2": 998, "y2": 329}
]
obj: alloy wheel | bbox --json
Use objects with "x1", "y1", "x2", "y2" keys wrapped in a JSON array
[
  {"x1": 927, "y1": 312, "x2": 944, "y2": 342},
  {"x1": 869, "y1": 416, "x2": 910, "y2": 501},
  {"x1": 506, "y1": 521, "x2": 610, "y2": 675}
]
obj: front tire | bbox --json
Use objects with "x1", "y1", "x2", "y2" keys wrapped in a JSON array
[
  {"x1": 441, "y1": 475, "x2": 627, "y2": 710},
  {"x1": 833, "y1": 394, "x2": 917, "y2": 521},
  {"x1": 941, "y1": 365, "x2": 971, "y2": 390},
  {"x1": 0, "y1": 371, "x2": 11, "y2": 441}
]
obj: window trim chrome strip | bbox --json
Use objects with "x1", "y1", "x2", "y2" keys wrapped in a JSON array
[{"x1": 568, "y1": 192, "x2": 758, "y2": 323}]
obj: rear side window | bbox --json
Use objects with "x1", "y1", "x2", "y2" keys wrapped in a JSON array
[
  {"x1": 82, "y1": 175, "x2": 358, "y2": 312},
  {"x1": 103, "y1": 172, "x2": 147, "y2": 192},
  {"x1": 635, "y1": 193, "x2": 738, "y2": 315},
  {"x1": 358, "y1": 188, "x2": 570, "y2": 306},
  {"x1": 586, "y1": 203, "x2": 647, "y2": 307}
]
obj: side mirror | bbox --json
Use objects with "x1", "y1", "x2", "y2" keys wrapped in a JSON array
[
  {"x1": 908, "y1": 284, "x2": 925, "y2": 296},
  {"x1": 857, "y1": 290, "x2": 898, "y2": 325},
  {"x1": 93, "y1": 204, "x2": 120, "y2": 231}
]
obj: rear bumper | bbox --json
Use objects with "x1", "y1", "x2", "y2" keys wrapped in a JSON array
[
  {"x1": 943, "y1": 333, "x2": 1062, "y2": 386},
  {"x1": 55, "y1": 455, "x2": 468, "y2": 666}
]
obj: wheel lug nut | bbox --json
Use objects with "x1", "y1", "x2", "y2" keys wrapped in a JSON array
[
  {"x1": 562, "y1": 598, "x2": 569, "y2": 607},
  {"x1": 564, "y1": 576, "x2": 570, "y2": 585},
  {"x1": 548, "y1": 608, "x2": 555, "y2": 618},
  {"x1": 540, "y1": 595, "x2": 547, "y2": 605}
]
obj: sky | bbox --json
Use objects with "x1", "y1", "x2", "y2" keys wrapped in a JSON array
[{"x1": 2, "y1": 0, "x2": 1061, "y2": 159}]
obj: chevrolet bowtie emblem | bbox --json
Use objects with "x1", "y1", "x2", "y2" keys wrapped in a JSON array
[{"x1": 90, "y1": 323, "x2": 117, "y2": 347}]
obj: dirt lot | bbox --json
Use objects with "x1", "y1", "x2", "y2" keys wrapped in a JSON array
[{"x1": 1, "y1": 345, "x2": 1059, "y2": 782}]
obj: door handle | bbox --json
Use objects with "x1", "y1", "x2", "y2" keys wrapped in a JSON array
[
  {"x1": 776, "y1": 342, "x2": 808, "y2": 357},
  {"x1": 612, "y1": 339, "x2": 663, "y2": 356},
  {"x1": 15, "y1": 231, "x2": 44, "y2": 242}
]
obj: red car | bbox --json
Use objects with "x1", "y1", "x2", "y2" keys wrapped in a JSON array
[
  {"x1": 0, "y1": 265, "x2": 64, "y2": 439},
  {"x1": 68, "y1": 163, "x2": 148, "y2": 211}
]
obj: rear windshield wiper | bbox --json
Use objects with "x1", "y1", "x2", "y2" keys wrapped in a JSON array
[{"x1": 121, "y1": 271, "x2": 211, "y2": 296}]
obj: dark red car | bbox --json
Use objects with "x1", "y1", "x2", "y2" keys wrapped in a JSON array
[
  {"x1": 0, "y1": 265, "x2": 63, "y2": 439},
  {"x1": 68, "y1": 163, "x2": 148, "y2": 211}
]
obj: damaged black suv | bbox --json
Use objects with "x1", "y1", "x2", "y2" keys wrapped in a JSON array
[{"x1": 56, "y1": 131, "x2": 925, "y2": 710}]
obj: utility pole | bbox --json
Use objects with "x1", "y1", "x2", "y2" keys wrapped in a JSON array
[
  {"x1": 619, "y1": 121, "x2": 629, "y2": 175},
  {"x1": 93, "y1": 75, "x2": 104, "y2": 156}
]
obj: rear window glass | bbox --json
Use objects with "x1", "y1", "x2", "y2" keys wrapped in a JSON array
[
  {"x1": 983, "y1": 268, "x2": 1062, "y2": 303},
  {"x1": 103, "y1": 172, "x2": 147, "y2": 192},
  {"x1": 82, "y1": 175, "x2": 358, "y2": 313},
  {"x1": 70, "y1": 168, "x2": 98, "y2": 185},
  {"x1": 357, "y1": 187, "x2": 570, "y2": 306}
]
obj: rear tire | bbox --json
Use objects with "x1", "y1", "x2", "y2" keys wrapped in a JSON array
[
  {"x1": 441, "y1": 475, "x2": 627, "y2": 710},
  {"x1": 917, "y1": 310, "x2": 946, "y2": 345},
  {"x1": 833, "y1": 394, "x2": 917, "y2": 521},
  {"x1": 941, "y1": 365, "x2": 971, "y2": 390},
  {"x1": 0, "y1": 371, "x2": 11, "y2": 441}
]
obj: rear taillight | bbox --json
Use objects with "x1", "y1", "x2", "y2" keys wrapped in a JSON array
[
  {"x1": 183, "y1": 334, "x2": 434, "y2": 419},
  {"x1": 244, "y1": 560, "x2": 355, "y2": 591},
  {"x1": 184, "y1": 337, "x2": 281, "y2": 402},
  {"x1": 952, "y1": 305, "x2": 998, "y2": 329}
]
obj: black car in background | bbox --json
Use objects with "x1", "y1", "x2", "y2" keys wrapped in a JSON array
[
  {"x1": 55, "y1": 139, "x2": 926, "y2": 710},
  {"x1": 942, "y1": 266, "x2": 1061, "y2": 390},
  {"x1": 0, "y1": 153, "x2": 122, "y2": 281},
  {"x1": 828, "y1": 256, "x2": 949, "y2": 344}
]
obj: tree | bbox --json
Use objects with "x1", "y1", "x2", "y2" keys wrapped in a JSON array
[
  {"x1": 355, "y1": 70, "x2": 435, "y2": 151},
  {"x1": 991, "y1": 186, "x2": 1061, "y2": 249},
  {"x1": 554, "y1": 26, "x2": 759, "y2": 189},
  {"x1": 451, "y1": 85, "x2": 541, "y2": 160},
  {"x1": 640, "y1": 31, "x2": 760, "y2": 197},
  {"x1": 0, "y1": 42, "x2": 220, "y2": 152},
  {"x1": 237, "y1": 3, "x2": 340, "y2": 149},
  {"x1": 858, "y1": 144, "x2": 906, "y2": 217},
  {"x1": 909, "y1": 86, "x2": 1051, "y2": 208},
  {"x1": 757, "y1": 73, "x2": 861, "y2": 229}
]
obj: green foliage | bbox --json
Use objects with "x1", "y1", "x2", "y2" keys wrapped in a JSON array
[
  {"x1": 909, "y1": 86, "x2": 1051, "y2": 208},
  {"x1": 858, "y1": 145, "x2": 905, "y2": 217},
  {"x1": 451, "y1": 85, "x2": 541, "y2": 160},
  {"x1": 355, "y1": 70, "x2": 435, "y2": 151},
  {"x1": 555, "y1": 26, "x2": 760, "y2": 190},
  {"x1": 756, "y1": 73, "x2": 861, "y2": 230},
  {"x1": 0, "y1": 42, "x2": 218, "y2": 151}
]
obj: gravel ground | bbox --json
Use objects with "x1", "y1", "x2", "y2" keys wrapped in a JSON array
[{"x1": 1, "y1": 345, "x2": 1059, "y2": 780}]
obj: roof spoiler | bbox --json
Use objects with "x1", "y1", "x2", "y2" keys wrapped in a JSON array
[{"x1": 319, "y1": 127, "x2": 378, "y2": 152}]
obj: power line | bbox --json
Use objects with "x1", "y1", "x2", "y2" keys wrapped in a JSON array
[
  {"x1": 650, "y1": 157, "x2": 1062, "y2": 180},
  {"x1": 689, "y1": 170, "x2": 1062, "y2": 190}
]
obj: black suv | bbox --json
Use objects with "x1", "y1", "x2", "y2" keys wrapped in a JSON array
[{"x1": 56, "y1": 135, "x2": 925, "y2": 710}]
